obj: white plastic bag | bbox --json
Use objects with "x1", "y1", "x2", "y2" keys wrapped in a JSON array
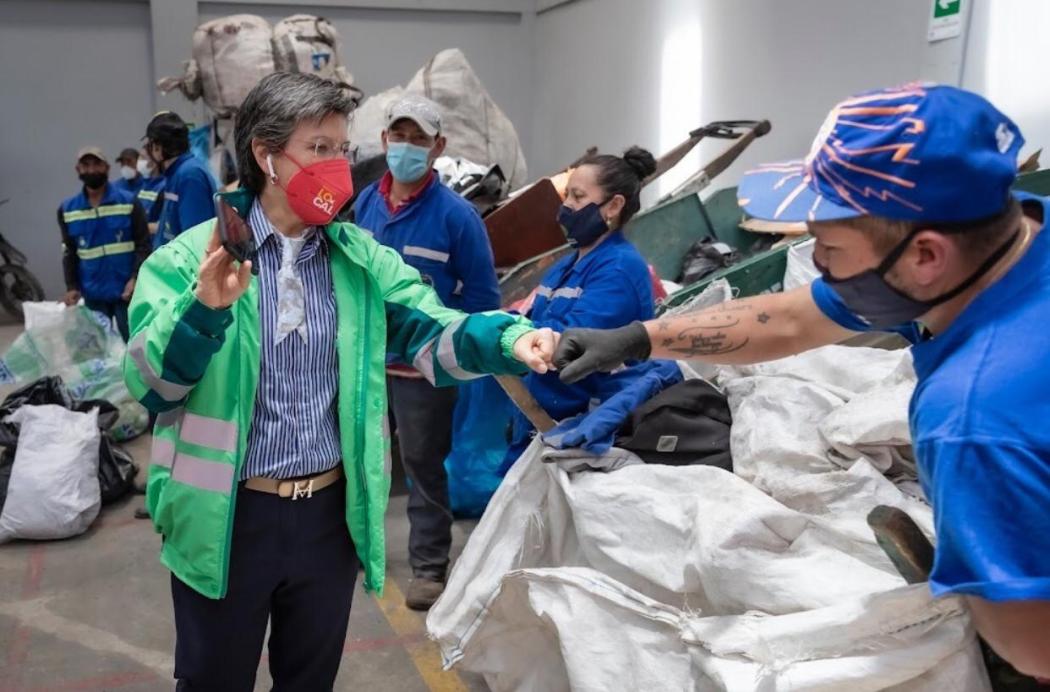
[
  {"x1": 0, "y1": 303, "x2": 148, "y2": 440},
  {"x1": 0, "y1": 404, "x2": 101, "y2": 542},
  {"x1": 783, "y1": 236, "x2": 819, "y2": 290}
]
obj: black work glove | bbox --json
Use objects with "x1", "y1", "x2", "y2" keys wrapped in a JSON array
[{"x1": 554, "y1": 321, "x2": 652, "y2": 384}]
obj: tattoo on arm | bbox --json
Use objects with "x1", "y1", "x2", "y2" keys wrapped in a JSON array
[
  {"x1": 668, "y1": 329, "x2": 750, "y2": 356},
  {"x1": 655, "y1": 300, "x2": 764, "y2": 357}
]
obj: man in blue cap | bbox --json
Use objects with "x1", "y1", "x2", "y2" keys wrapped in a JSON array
[{"x1": 553, "y1": 83, "x2": 1050, "y2": 678}]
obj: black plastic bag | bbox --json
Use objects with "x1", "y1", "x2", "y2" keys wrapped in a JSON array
[
  {"x1": 0, "y1": 376, "x2": 74, "y2": 447},
  {"x1": 679, "y1": 239, "x2": 741, "y2": 286},
  {"x1": 75, "y1": 399, "x2": 139, "y2": 504}
]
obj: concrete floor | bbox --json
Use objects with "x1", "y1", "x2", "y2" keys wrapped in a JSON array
[{"x1": 0, "y1": 320, "x2": 488, "y2": 692}]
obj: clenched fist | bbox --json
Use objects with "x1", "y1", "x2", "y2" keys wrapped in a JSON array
[{"x1": 512, "y1": 327, "x2": 559, "y2": 374}]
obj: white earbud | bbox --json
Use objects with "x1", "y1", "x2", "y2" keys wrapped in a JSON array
[{"x1": 266, "y1": 154, "x2": 278, "y2": 184}]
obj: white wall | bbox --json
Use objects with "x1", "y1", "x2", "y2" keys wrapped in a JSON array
[
  {"x1": 0, "y1": 0, "x2": 156, "y2": 299},
  {"x1": 532, "y1": 0, "x2": 974, "y2": 198},
  {"x1": 962, "y1": 0, "x2": 1050, "y2": 158}
]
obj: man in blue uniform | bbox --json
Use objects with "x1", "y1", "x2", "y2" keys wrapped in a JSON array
[
  {"x1": 58, "y1": 146, "x2": 151, "y2": 340},
  {"x1": 113, "y1": 147, "x2": 147, "y2": 197},
  {"x1": 554, "y1": 84, "x2": 1050, "y2": 680},
  {"x1": 354, "y1": 94, "x2": 501, "y2": 610},
  {"x1": 144, "y1": 112, "x2": 216, "y2": 249}
]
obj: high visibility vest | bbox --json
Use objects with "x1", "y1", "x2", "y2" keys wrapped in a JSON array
[
  {"x1": 136, "y1": 176, "x2": 166, "y2": 221},
  {"x1": 60, "y1": 184, "x2": 137, "y2": 301}
]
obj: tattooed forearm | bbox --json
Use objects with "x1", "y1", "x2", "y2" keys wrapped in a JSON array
[{"x1": 668, "y1": 331, "x2": 751, "y2": 356}]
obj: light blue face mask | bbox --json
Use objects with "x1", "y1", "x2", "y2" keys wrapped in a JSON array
[{"x1": 386, "y1": 142, "x2": 431, "y2": 183}]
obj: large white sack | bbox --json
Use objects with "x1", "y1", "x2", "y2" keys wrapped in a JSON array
[
  {"x1": 462, "y1": 568, "x2": 703, "y2": 692},
  {"x1": 681, "y1": 583, "x2": 988, "y2": 692},
  {"x1": 430, "y1": 441, "x2": 917, "y2": 662},
  {"x1": 192, "y1": 15, "x2": 275, "y2": 118},
  {"x1": 429, "y1": 343, "x2": 987, "y2": 689},
  {"x1": 406, "y1": 49, "x2": 527, "y2": 190},
  {"x1": 463, "y1": 570, "x2": 987, "y2": 692},
  {"x1": 723, "y1": 346, "x2": 913, "y2": 485},
  {"x1": 349, "y1": 49, "x2": 528, "y2": 189},
  {"x1": 272, "y1": 14, "x2": 355, "y2": 88},
  {"x1": 348, "y1": 86, "x2": 405, "y2": 160},
  {"x1": 0, "y1": 404, "x2": 100, "y2": 542}
]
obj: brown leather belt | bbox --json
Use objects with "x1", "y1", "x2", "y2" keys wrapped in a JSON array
[{"x1": 244, "y1": 467, "x2": 343, "y2": 500}]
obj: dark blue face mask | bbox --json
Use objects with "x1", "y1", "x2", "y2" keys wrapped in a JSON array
[
  {"x1": 558, "y1": 199, "x2": 611, "y2": 249},
  {"x1": 814, "y1": 227, "x2": 1020, "y2": 329}
]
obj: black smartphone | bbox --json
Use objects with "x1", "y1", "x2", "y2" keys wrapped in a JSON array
[{"x1": 213, "y1": 194, "x2": 258, "y2": 274}]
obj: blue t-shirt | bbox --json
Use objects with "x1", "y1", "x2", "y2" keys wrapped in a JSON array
[{"x1": 815, "y1": 193, "x2": 1050, "y2": 602}]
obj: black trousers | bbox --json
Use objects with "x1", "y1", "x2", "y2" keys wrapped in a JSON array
[
  {"x1": 171, "y1": 479, "x2": 358, "y2": 691},
  {"x1": 386, "y1": 376, "x2": 457, "y2": 581}
]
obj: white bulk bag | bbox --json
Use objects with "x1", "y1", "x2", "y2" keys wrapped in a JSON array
[{"x1": 0, "y1": 405, "x2": 100, "y2": 542}]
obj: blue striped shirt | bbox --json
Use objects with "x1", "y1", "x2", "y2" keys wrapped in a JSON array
[{"x1": 241, "y1": 202, "x2": 342, "y2": 479}]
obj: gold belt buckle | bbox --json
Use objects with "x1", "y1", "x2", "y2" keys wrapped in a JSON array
[{"x1": 277, "y1": 478, "x2": 315, "y2": 500}]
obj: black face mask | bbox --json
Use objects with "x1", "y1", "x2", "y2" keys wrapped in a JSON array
[
  {"x1": 558, "y1": 198, "x2": 611, "y2": 249},
  {"x1": 79, "y1": 172, "x2": 108, "y2": 190},
  {"x1": 814, "y1": 227, "x2": 1021, "y2": 330}
]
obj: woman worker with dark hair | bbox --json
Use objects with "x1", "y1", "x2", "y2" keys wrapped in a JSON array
[{"x1": 507, "y1": 146, "x2": 659, "y2": 459}]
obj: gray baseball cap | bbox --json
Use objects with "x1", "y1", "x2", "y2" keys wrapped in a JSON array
[{"x1": 385, "y1": 94, "x2": 442, "y2": 137}]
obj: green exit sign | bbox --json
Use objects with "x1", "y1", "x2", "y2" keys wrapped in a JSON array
[
  {"x1": 929, "y1": 0, "x2": 963, "y2": 42},
  {"x1": 934, "y1": 0, "x2": 961, "y2": 18}
]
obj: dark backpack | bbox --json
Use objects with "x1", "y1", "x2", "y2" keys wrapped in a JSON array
[{"x1": 615, "y1": 379, "x2": 733, "y2": 470}]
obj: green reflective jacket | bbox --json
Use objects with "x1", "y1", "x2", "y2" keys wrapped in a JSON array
[{"x1": 123, "y1": 193, "x2": 532, "y2": 599}]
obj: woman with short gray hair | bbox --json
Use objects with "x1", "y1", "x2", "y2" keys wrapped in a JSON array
[{"x1": 124, "y1": 71, "x2": 556, "y2": 690}]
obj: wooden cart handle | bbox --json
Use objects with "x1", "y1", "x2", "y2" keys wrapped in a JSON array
[{"x1": 495, "y1": 375, "x2": 557, "y2": 433}]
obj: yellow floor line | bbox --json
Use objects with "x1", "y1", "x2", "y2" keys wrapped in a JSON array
[{"x1": 375, "y1": 580, "x2": 468, "y2": 692}]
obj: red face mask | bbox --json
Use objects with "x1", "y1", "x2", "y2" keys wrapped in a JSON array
[{"x1": 268, "y1": 152, "x2": 354, "y2": 226}]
